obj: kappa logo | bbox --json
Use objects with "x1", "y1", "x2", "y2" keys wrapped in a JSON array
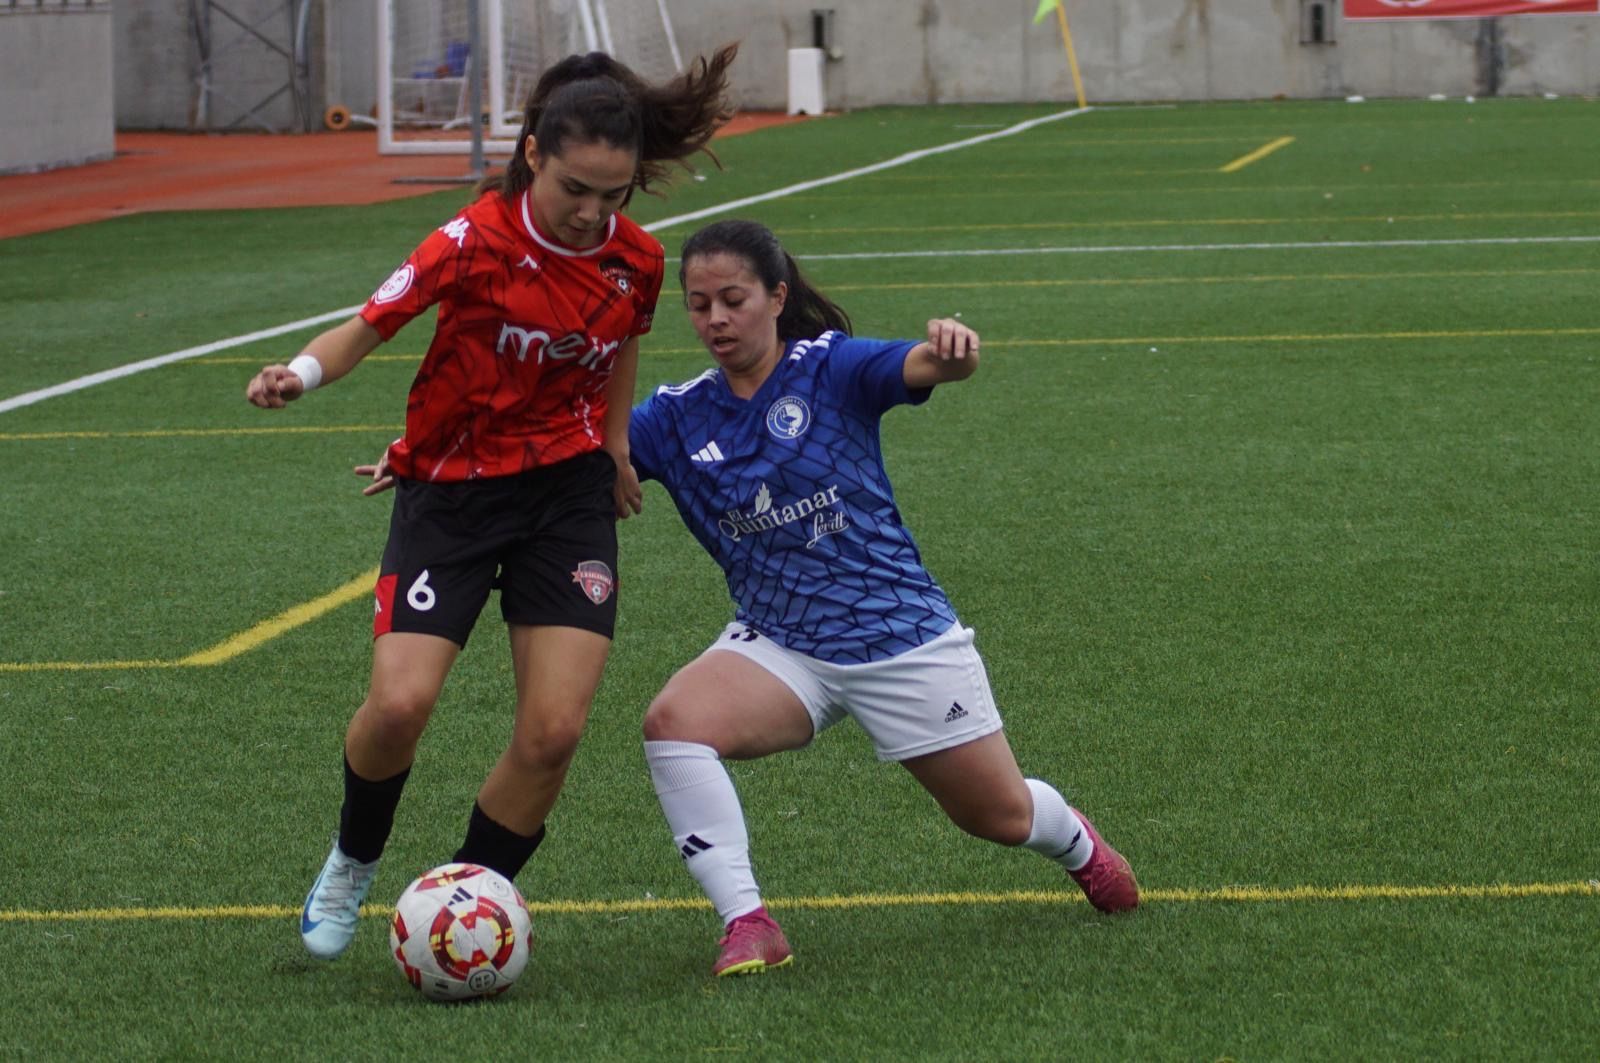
[
  {"x1": 944, "y1": 701, "x2": 969, "y2": 723},
  {"x1": 517, "y1": 253, "x2": 540, "y2": 272},
  {"x1": 766, "y1": 396, "x2": 811, "y2": 440},
  {"x1": 571, "y1": 560, "x2": 615, "y2": 604},
  {"x1": 372, "y1": 263, "x2": 415, "y2": 305},
  {"x1": 440, "y1": 217, "x2": 471, "y2": 248}
]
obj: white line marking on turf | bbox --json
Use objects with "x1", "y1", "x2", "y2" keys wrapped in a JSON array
[
  {"x1": 0, "y1": 108, "x2": 1094, "y2": 416},
  {"x1": 637, "y1": 107, "x2": 1093, "y2": 233},
  {"x1": 0, "y1": 308, "x2": 359, "y2": 415}
]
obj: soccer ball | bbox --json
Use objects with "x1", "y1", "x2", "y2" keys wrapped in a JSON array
[{"x1": 389, "y1": 862, "x2": 532, "y2": 1002}]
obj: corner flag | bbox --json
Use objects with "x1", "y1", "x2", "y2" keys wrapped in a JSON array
[{"x1": 1031, "y1": 0, "x2": 1086, "y2": 109}]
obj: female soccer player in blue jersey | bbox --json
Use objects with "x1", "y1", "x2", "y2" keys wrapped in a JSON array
[{"x1": 622, "y1": 219, "x2": 1139, "y2": 977}]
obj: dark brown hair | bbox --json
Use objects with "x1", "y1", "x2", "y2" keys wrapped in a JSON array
[
  {"x1": 680, "y1": 219, "x2": 852, "y2": 343},
  {"x1": 478, "y1": 43, "x2": 738, "y2": 199}
]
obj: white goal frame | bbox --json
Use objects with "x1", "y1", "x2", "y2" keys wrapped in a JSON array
[{"x1": 376, "y1": 0, "x2": 684, "y2": 156}]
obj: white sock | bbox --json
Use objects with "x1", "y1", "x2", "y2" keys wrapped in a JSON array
[
  {"x1": 1022, "y1": 778, "x2": 1093, "y2": 872},
  {"x1": 645, "y1": 740, "x2": 763, "y2": 924}
]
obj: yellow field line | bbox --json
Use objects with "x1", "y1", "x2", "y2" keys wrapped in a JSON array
[
  {"x1": 176, "y1": 568, "x2": 378, "y2": 666},
  {"x1": 1220, "y1": 135, "x2": 1296, "y2": 173},
  {"x1": 4, "y1": 322, "x2": 1595, "y2": 450},
  {"x1": 819, "y1": 266, "x2": 1598, "y2": 293},
  {"x1": 3, "y1": 880, "x2": 1594, "y2": 923},
  {"x1": 989, "y1": 326, "x2": 1600, "y2": 348},
  {"x1": 0, "y1": 568, "x2": 378, "y2": 673}
]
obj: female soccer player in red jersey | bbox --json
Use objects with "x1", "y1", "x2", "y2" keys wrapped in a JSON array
[{"x1": 245, "y1": 45, "x2": 737, "y2": 961}]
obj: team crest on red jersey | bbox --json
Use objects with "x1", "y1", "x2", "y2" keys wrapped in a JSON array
[
  {"x1": 571, "y1": 561, "x2": 615, "y2": 604},
  {"x1": 599, "y1": 257, "x2": 639, "y2": 294}
]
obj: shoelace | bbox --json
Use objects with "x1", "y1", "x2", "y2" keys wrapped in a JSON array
[
  {"x1": 310, "y1": 864, "x2": 369, "y2": 923},
  {"x1": 720, "y1": 916, "x2": 775, "y2": 950}
]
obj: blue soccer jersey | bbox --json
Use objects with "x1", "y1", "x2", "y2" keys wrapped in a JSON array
[{"x1": 630, "y1": 331, "x2": 959, "y2": 664}]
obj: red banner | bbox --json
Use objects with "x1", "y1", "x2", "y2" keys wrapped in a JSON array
[{"x1": 1345, "y1": 0, "x2": 1597, "y2": 17}]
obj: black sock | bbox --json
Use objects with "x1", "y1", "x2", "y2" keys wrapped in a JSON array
[
  {"x1": 454, "y1": 801, "x2": 546, "y2": 881},
  {"x1": 337, "y1": 757, "x2": 410, "y2": 864}
]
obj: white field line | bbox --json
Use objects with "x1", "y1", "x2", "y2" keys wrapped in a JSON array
[
  {"x1": 0, "y1": 107, "x2": 1094, "y2": 416},
  {"x1": 0, "y1": 307, "x2": 358, "y2": 415}
]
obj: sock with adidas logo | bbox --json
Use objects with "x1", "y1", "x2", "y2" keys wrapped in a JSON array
[
  {"x1": 1021, "y1": 778, "x2": 1093, "y2": 872},
  {"x1": 646, "y1": 740, "x2": 763, "y2": 924}
]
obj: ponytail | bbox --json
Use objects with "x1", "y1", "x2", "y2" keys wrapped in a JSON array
[
  {"x1": 680, "y1": 219, "x2": 852, "y2": 343},
  {"x1": 478, "y1": 43, "x2": 739, "y2": 199}
]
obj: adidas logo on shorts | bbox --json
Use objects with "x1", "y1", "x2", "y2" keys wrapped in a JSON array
[{"x1": 944, "y1": 701, "x2": 968, "y2": 723}]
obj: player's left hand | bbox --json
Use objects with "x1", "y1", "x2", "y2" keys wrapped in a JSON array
[
  {"x1": 354, "y1": 447, "x2": 395, "y2": 496},
  {"x1": 925, "y1": 317, "x2": 979, "y2": 360},
  {"x1": 612, "y1": 459, "x2": 643, "y2": 519}
]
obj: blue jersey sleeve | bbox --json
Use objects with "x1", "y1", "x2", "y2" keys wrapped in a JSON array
[
  {"x1": 818, "y1": 334, "x2": 926, "y2": 418},
  {"x1": 628, "y1": 395, "x2": 668, "y2": 484}
]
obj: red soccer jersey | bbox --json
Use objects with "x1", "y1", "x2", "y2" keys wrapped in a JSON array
[{"x1": 360, "y1": 189, "x2": 663, "y2": 482}]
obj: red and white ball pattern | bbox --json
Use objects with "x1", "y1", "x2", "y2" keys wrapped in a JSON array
[{"x1": 390, "y1": 863, "x2": 532, "y2": 1002}]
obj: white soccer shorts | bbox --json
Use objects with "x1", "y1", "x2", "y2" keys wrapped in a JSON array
[{"x1": 704, "y1": 621, "x2": 1004, "y2": 761}]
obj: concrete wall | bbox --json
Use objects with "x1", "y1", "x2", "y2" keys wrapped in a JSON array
[
  {"x1": 106, "y1": 0, "x2": 1600, "y2": 131},
  {"x1": 115, "y1": 0, "x2": 324, "y2": 131},
  {"x1": 1, "y1": 3, "x2": 115, "y2": 174},
  {"x1": 113, "y1": 0, "x2": 193, "y2": 128},
  {"x1": 679, "y1": 0, "x2": 1600, "y2": 109}
]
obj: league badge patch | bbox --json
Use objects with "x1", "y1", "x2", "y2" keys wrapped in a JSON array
[{"x1": 571, "y1": 560, "x2": 616, "y2": 604}]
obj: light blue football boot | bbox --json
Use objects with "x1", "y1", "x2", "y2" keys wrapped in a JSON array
[{"x1": 300, "y1": 842, "x2": 379, "y2": 959}]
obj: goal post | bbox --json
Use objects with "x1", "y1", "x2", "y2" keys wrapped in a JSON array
[{"x1": 376, "y1": 0, "x2": 684, "y2": 156}]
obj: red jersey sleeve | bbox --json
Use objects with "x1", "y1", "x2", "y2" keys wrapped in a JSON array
[
  {"x1": 359, "y1": 213, "x2": 489, "y2": 341},
  {"x1": 632, "y1": 254, "x2": 663, "y2": 338}
]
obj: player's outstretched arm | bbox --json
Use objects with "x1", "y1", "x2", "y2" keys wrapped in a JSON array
[
  {"x1": 903, "y1": 317, "x2": 980, "y2": 390},
  {"x1": 245, "y1": 316, "x2": 383, "y2": 408}
]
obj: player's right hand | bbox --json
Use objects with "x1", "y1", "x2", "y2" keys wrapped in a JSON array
[{"x1": 245, "y1": 365, "x2": 306, "y2": 408}]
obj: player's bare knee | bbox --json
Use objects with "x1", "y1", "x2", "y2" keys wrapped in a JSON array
[
  {"x1": 507, "y1": 714, "x2": 585, "y2": 773},
  {"x1": 641, "y1": 693, "x2": 690, "y2": 742},
  {"x1": 360, "y1": 691, "x2": 434, "y2": 748}
]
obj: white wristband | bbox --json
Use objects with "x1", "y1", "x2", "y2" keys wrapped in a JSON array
[{"x1": 287, "y1": 353, "x2": 324, "y2": 392}]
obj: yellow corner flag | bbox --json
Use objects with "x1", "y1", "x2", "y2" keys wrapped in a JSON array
[{"x1": 1030, "y1": 0, "x2": 1086, "y2": 108}]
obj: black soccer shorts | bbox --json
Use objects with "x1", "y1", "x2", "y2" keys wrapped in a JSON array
[{"x1": 372, "y1": 450, "x2": 619, "y2": 646}]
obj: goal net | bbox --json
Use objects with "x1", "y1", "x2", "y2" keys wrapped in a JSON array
[{"x1": 377, "y1": 0, "x2": 684, "y2": 155}]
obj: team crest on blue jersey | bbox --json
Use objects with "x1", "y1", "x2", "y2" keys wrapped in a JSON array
[
  {"x1": 571, "y1": 561, "x2": 615, "y2": 604},
  {"x1": 766, "y1": 396, "x2": 811, "y2": 440}
]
